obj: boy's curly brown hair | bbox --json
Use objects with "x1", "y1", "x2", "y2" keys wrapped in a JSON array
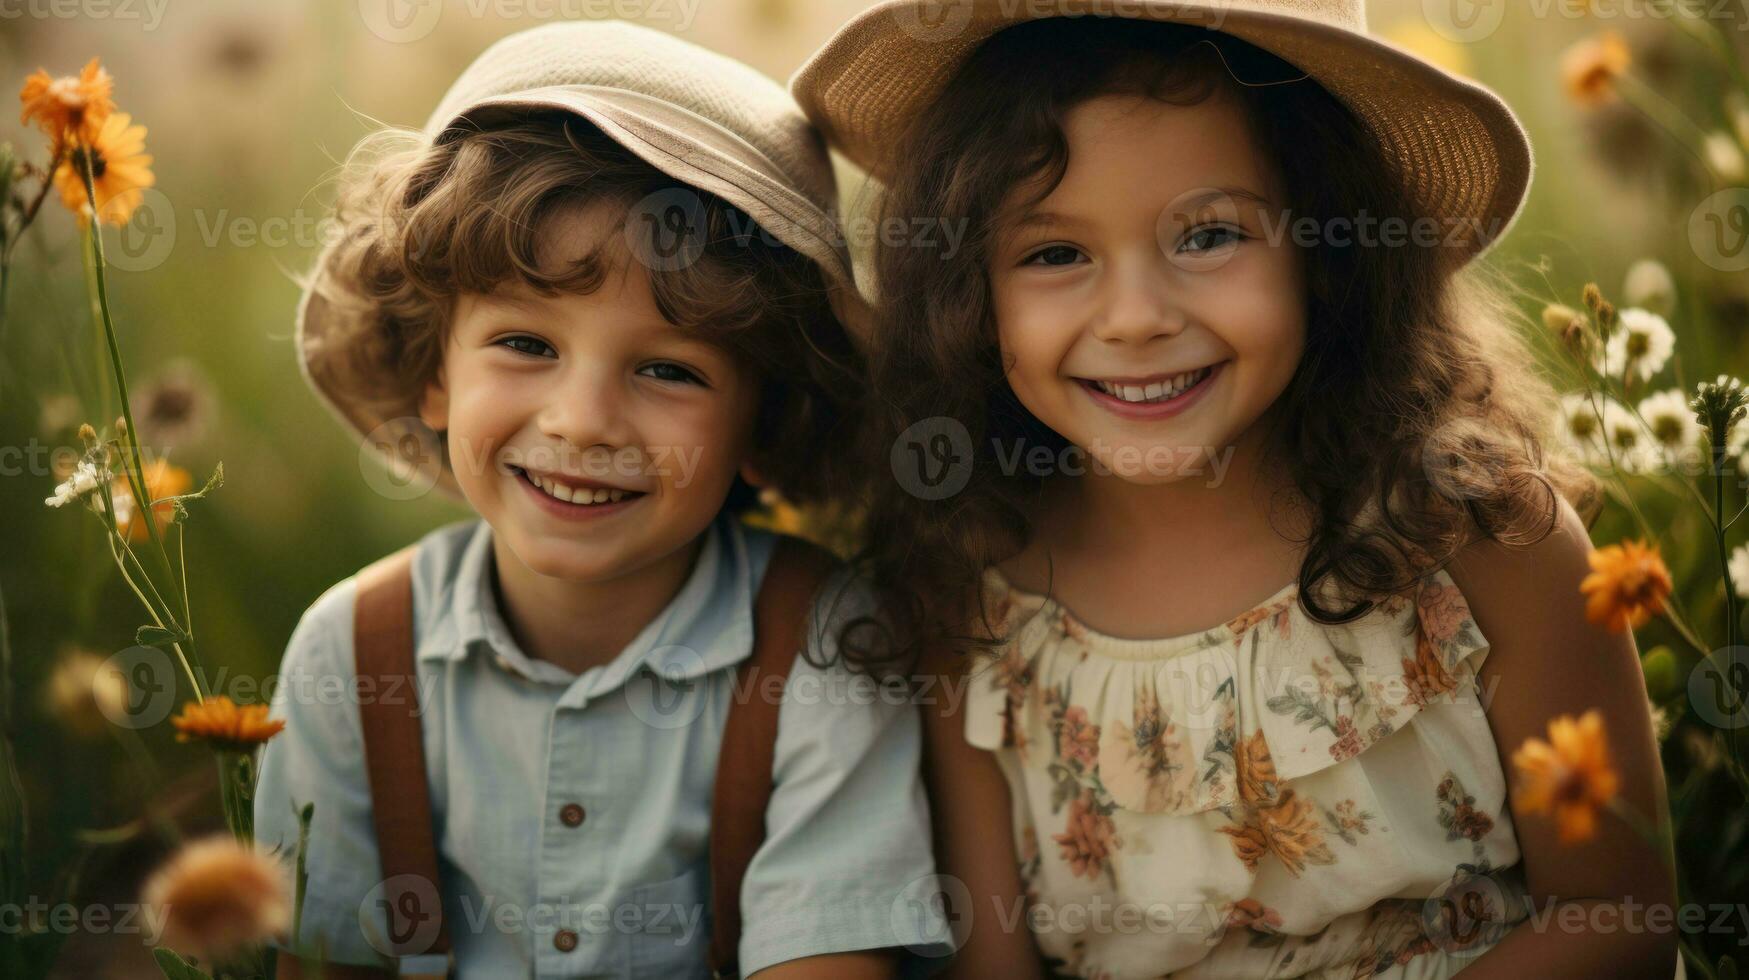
[{"x1": 301, "y1": 109, "x2": 862, "y2": 512}]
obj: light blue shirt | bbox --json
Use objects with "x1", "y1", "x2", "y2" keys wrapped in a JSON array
[{"x1": 253, "y1": 516, "x2": 950, "y2": 977}]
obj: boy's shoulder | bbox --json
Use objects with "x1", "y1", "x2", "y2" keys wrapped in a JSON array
[{"x1": 287, "y1": 518, "x2": 484, "y2": 671}]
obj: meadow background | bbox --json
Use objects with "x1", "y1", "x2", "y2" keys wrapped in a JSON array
[{"x1": 2, "y1": 0, "x2": 1747, "y2": 976}]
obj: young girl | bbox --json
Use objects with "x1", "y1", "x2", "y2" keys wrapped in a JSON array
[{"x1": 794, "y1": 5, "x2": 1675, "y2": 978}]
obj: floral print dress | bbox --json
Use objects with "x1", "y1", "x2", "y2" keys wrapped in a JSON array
[{"x1": 965, "y1": 567, "x2": 1529, "y2": 979}]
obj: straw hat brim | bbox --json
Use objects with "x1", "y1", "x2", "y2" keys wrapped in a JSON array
[
  {"x1": 295, "y1": 85, "x2": 871, "y2": 504},
  {"x1": 790, "y1": 0, "x2": 1534, "y2": 263}
]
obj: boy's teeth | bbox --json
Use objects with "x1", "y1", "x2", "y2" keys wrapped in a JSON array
[
  {"x1": 1095, "y1": 366, "x2": 1210, "y2": 403},
  {"x1": 529, "y1": 472, "x2": 628, "y2": 505}
]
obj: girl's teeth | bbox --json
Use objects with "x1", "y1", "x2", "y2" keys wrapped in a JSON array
[
  {"x1": 530, "y1": 473, "x2": 628, "y2": 505},
  {"x1": 1095, "y1": 367, "x2": 1210, "y2": 403}
]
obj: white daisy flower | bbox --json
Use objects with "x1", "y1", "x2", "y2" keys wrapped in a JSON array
[
  {"x1": 1637, "y1": 388, "x2": 1705, "y2": 470},
  {"x1": 1599, "y1": 398, "x2": 1654, "y2": 474},
  {"x1": 1598, "y1": 308, "x2": 1676, "y2": 383},
  {"x1": 1555, "y1": 392, "x2": 1610, "y2": 468},
  {"x1": 1731, "y1": 544, "x2": 1749, "y2": 595},
  {"x1": 44, "y1": 459, "x2": 111, "y2": 509}
]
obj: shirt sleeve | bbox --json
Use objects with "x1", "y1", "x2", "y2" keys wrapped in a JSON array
[
  {"x1": 252, "y1": 578, "x2": 396, "y2": 970},
  {"x1": 737, "y1": 569, "x2": 954, "y2": 977}
]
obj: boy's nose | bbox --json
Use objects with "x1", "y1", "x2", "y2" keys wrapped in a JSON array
[{"x1": 538, "y1": 379, "x2": 635, "y2": 455}]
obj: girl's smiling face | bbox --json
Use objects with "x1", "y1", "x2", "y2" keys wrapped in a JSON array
[
  {"x1": 419, "y1": 200, "x2": 760, "y2": 582},
  {"x1": 989, "y1": 90, "x2": 1306, "y2": 484}
]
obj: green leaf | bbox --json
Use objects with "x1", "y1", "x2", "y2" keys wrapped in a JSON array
[
  {"x1": 136, "y1": 625, "x2": 189, "y2": 649},
  {"x1": 151, "y1": 947, "x2": 213, "y2": 980}
]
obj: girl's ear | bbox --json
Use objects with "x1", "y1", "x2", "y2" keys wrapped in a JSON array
[{"x1": 417, "y1": 366, "x2": 449, "y2": 431}]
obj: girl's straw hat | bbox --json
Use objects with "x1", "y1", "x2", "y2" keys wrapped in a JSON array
[
  {"x1": 790, "y1": 0, "x2": 1533, "y2": 264},
  {"x1": 295, "y1": 21, "x2": 863, "y2": 501}
]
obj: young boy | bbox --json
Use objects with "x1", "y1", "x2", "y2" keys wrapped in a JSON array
[{"x1": 255, "y1": 21, "x2": 948, "y2": 979}]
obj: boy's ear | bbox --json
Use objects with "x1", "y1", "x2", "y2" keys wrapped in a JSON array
[
  {"x1": 738, "y1": 457, "x2": 766, "y2": 489},
  {"x1": 416, "y1": 366, "x2": 449, "y2": 432}
]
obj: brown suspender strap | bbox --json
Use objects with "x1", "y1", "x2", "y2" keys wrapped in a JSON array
[
  {"x1": 352, "y1": 544, "x2": 453, "y2": 980},
  {"x1": 707, "y1": 536, "x2": 839, "y2": 979}
]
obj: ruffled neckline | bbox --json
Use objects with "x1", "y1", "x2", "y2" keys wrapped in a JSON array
[
  {"x1": 966, "y1": 565, "x2": 1493, "y2": 815},
  {"x1": 981, "y1": 566, "x2": 1305, "y2": 662}
]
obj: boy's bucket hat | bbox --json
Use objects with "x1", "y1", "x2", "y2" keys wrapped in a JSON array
[
  {"x1": 296, "y1": 21, "x2": 864, "y2": 501},
  {"x1": 790, "y1": 0, "x2": 1533, "y2": 264}
]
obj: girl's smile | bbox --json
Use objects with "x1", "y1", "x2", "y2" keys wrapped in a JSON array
[{"x1": 1075, "y1": 360, "x2": 1225, "y2": 420}]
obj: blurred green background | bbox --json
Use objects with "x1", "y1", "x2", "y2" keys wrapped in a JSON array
[{"x1": 2, "y1": 0, "x2": 1747, "y2": 975}]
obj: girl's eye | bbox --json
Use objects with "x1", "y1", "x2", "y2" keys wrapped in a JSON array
[
  {"x1": 1023, "y1": 244, "x2": 1085, "y2": 267},
  {"x1": 496, "y1": 335, "x2": 554, "y2": 358},
  {"x1": 1180, "y1": 226, "x2": 1245, "y2": 254},
  {"x1": 638, "y1": 362, "x2": 705, "y2": 385}
]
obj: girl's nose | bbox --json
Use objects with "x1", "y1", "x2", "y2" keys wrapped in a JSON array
[{"x1": 1088, "y1": 255, "x2": 1188, "y2": 345}]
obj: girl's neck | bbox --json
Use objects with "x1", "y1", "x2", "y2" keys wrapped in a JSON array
[
  {"x1": 487, "y1": 532, "x2": 703, "y2": 676},
  {"x1": 1053, "y1": 418, "x2": 1303, "y2": 553}
]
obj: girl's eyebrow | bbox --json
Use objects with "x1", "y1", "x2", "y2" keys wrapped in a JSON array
[{"x1": 1009, "y1": 184, "x2": 1275, "y2": 234}]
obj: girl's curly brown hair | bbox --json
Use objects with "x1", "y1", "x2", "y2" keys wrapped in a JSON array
[
  {"x1": 843, "y1": 18, "x2": 1597, "y2": 669},
  {"x1": 303, "y1": 109, "x2": 862, "y2": 511}
]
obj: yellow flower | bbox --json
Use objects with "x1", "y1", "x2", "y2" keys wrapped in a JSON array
[
  {"x1": 52, "y1": 110, "x2": 154, "y2": 227},
  {"x1": 170, "y1": 696, "x2": 284, "y2": 751},
  {"x1": 1579, "y1": 539, "x2": 1672, "y2": 632},
  {"x1": 1512, "y1": 710, "x2": 1620, "y2": 843},
  {"x1": 109, "y1": 459, "x2": 191, "y2": 542},
  {"x1": 18, "y1": 57, "x2": 114, "y2": 145},
  {"x1": 142, "y1": 835, "x2": 290, "y2": 965},
  {"x1": 1561, "y1": 32, "x2": 1631, "y2": 107}
]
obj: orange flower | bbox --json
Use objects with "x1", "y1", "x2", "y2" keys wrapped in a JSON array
[
  {"x1": 19, "y1": 57, "x2": 114, "y2": 145},
  {"x1": 109, "y1": 459, "x2": 191, "y2": 542},
  {"x1": 1579, "y1": 539, "x2": 1672, "y2": 632},
  {"x1": 1512, "y1": 710, "x2": 1620, "y2": 844},
  {"x1": 171, "y1": 696, "x2": 284, "y2": 751},
  {"x1": 1561, "y1": 32, "x2": 1631, "y2": 107},
  {"x1": 143, "y1": 835, "x2": 290, "y2": 964},
  {"x1": 52, "y1": 110, "x2": 154, "y2": 227}
]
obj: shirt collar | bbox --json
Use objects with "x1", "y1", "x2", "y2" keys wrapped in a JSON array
[{"x1": 420, "y1": 517, "x2": 757, "y2": 687}]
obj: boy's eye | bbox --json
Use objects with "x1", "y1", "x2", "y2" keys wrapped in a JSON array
[
  {"x1": 638, "y1": 361, "x2": 705, "y2": 385},
  {"x1": 1023, "y1": 244, "x2": 1085, "y2": 267},
  {"x1": 496, "y1": 335, "x2": 555, "y2": 358},
  {"x1": 1180, "y1": 225, "x2": 1245, "y2": 254}
]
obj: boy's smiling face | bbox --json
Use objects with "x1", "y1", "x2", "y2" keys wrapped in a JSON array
[
  {"x1": 988, "y1": 91, "x2": 1305, "y2": 484},
  {"x1": 419, "y1": 200, "x2": 761, "y2": 582}
]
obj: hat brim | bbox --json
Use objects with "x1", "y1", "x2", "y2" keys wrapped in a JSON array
[
  {"x1": 296, "y1": 86, "x2": 872, "y2": 504},
  {"x1": 790, "y1": 0, "x2": 1533, "y2": 263}
]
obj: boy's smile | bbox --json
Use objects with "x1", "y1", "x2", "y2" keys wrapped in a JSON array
[{"x1": 418, "y1": 199, "x2": 761, "y2": 587}]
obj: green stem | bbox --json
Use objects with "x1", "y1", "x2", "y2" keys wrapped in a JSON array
[{"x1": 78, "y1": 153, "x2": 205, "y2": 695}]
